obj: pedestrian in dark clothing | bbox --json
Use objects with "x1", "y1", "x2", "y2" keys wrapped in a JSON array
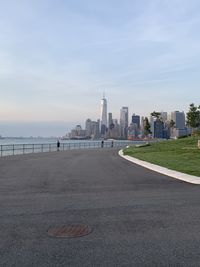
[
  {"x1": 101, "y1": 140, "x2": 104, "y2": 148},
  {"x1": 57, "y1": 140, "x2": 60, "y2": 151},
  {"x1": 111, "y1": 140, "x2": 114, "y2": 148}
]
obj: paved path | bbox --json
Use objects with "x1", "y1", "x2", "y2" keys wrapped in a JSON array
[{"x1": 0, "y1": 149, "x2": 200, "y2": 266}]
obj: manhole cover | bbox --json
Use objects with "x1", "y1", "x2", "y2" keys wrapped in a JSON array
[{"x1": 47, "y1": 224, "x2": 92, "y2": 238}]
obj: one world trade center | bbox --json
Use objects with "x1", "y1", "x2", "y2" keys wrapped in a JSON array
[{"x1": 100, "y1": 94, "x2": 107, "y2": 136}]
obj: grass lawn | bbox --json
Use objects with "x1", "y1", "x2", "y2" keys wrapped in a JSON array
[{"x1": 123, "y1": 137, "x2": 200, "y2": 176}]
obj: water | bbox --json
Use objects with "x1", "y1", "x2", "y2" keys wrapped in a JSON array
[
  {"x1": 0, "y1": 137, "x2": 60, "y2": 145},
  {"x1": 0, "y1": 137, "x2": 145, "y2": 157}
]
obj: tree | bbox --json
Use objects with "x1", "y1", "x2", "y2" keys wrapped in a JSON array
[
  {"x1": 144, "y1": 117, "x2": 152, "y2": 137},
  {"x1": 169, "y1": 119, "x2": 175, "y2": 138},
  {"x1": 186, "y1": 103, "x2": 200, "y2": 132},
  {"x1": 169, "y1": 119, "x2": 175, "y2": 128},
  {"x1": 151, "y1": 111, "x2": 161, "y2": 119}
]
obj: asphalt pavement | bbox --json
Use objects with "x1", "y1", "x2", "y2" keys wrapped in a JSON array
[{"x1": 0, "y1": 148, "x2": 200, "y2": 267}]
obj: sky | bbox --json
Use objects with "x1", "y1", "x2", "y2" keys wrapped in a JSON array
[{"x1": 0, "y1": 0, "x2": 200, "y2": 136}]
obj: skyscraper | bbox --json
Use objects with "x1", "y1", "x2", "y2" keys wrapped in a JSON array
[
  {"x1": 171, "y1": 111, "x2": 185, "y2": 129},
  {"x1": 154, "y1": 119, "x2": 164, "y2": 138},
  {"x1": 108, "y1": 112, "x2": 113, "y2": 128},
  {"x1": 100, "y1": 94, "x2": 107, "y2": 135},
  {"x1": 132, "y1": 114, "x2": 140, "y2": 129},
  {"x1": 160, "y1": 112, "x2": 168, "y2": 123},
  {"x1": 85, "y1": 119, "x2": 92, "y2": 137},
  {"x1": 120, "y1": 107, "x2": 129, "y2": 138}
]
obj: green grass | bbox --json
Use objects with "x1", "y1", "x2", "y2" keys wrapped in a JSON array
[{"x1": 123, "y1": 137, "x2": 200, "y2": 176}]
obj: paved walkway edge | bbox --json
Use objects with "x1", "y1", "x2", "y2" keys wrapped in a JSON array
[{"x1": 118, "y1": 149, "x2": 200, "y2": 185}]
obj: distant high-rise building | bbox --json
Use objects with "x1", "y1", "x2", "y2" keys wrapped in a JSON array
[
  {"x1": 91, "y1": 121, "x2": 100, "y2": 139},
  {"x1": 100, "y1": 94, "x2": 107, "y2": 135},
  {"x1": 108, "y1": 112, "x2": 113, "y2": 128},
  {"x1": 171, "y1": 111, "x2": 185, "y2": 129},
  {"x1": 120, "y1": 107, "x2": 129, "y2": 138},
  {"x1": 160, "y1": 112, "x2": 168, "y2": 123},
  {"x1": 128, "y1": 123, "x2": 140, "y2": 139},
  {"x1": 85, "y1": 119, "x2": 92, "y2": 137},
  {"x1": 154, "y1": 119, "x2": 164, "y2": 138},
  {"x1": 108, "y1": 118, "x2": 120, "y2": 139},
  {"x1": 140, "y1": 116, "x2": 145, "y2": 136},
  {"x1": 69, "y1": 125, "x2": 86, "y2": 139},
  {"x1": 132, "y1": 114, "x2": 140, "y2": 129}
]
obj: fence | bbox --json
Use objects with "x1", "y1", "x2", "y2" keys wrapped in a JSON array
[{"x1": 0, "y1": 140, "x2": 146, "y2": 157}]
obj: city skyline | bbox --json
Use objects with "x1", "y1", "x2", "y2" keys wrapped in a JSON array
[
  {"x1": 68, "y1": 95, "x2": 191, "y2": 140},
  {"x1": 0, "y1": 93, "x2": 197, "y2": 137},
  {"x1": 0, "y1": 84, "x2": 198, "y2": 137},
  {"x1": 1, "y1": 0, "x2": 200, "y2": 136}
]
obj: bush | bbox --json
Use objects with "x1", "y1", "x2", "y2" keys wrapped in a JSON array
[
  {"x1": 177, "y1": 135, "x2": 189, "y2": 139},
  {"x1": 192, "y1": 130, "x2": 200, "y2": 136}
]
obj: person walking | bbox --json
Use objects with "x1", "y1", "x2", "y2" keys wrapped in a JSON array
[
  {"x1": 101, "y1": 140, "x2": 104, "y2": 148},
  {"x1": 111, "y1": 140, "x2": 114, "y2": 148},
  {"x1": 57, "y1": 140, "x2": 60, "y2": 151}
]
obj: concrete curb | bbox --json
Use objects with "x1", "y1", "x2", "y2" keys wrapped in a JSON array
[{"x1": 118, "y1": 149, "x2": 200, "y2": 185}]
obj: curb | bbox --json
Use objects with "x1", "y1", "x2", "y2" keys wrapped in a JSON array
[{"x1": 118, "y1": 149, "x2": 200, "y2": 185}]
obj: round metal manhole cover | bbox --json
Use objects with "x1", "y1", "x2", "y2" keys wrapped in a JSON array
[{"x1": 47, "y1": 224, "x2": 92, "y2": 238}]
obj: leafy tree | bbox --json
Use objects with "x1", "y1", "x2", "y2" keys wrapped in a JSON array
[
  {"x1": 169, "y1": 119, "x2": 175, "y2": 138},
  {"x1": 151, "y1": 111, "x2": 161, "y2": 119},
  {"x1": 169, "y1": 119, "x2": 175, "y2": 128},
  {"x1": 186, "y1": 103, "x2": 200, "y2": 131},
  {"x1": 144, "y1": 117, "x2": 152, "y2": 136}
]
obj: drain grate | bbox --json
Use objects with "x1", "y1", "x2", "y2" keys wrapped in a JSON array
[{"x1": 48, "y1": 224, "x2": 92, "y2": 238}]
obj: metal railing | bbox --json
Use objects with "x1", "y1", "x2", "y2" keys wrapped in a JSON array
[{"x1": 0, "y1": 140, "x2": 146, "y2": 157}]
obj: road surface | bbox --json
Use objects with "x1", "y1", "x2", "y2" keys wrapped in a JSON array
[{"x1": 0, "y1": 149, "x2": 200, "y2": 266}]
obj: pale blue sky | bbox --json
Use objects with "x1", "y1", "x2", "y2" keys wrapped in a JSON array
[{"x1": 0, "y1": 0, "x2": 200, "y2": 136}]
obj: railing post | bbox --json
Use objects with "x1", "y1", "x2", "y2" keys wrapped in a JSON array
[
  {"x1": 23, "y1": 144, "x2": 25, "y2": 154},
  {"x1": 13, "y1": 145, "x2": 14, "y2": 156}
]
